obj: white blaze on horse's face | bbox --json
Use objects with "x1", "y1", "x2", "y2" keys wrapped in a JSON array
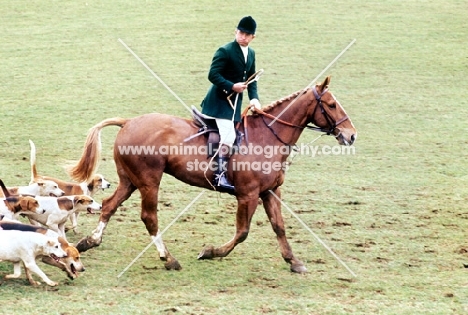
[{"x1": 330, "y1": 92, "x2": 357, "y2": 146}]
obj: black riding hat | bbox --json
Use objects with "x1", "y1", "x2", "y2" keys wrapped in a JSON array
[{"x1": 237, "y1": 16, "x2": 256, "y2": 35}]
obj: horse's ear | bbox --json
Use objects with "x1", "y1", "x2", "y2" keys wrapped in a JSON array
[{"x1": 319, "y1": 76, "x2": 331, "y2": 92}]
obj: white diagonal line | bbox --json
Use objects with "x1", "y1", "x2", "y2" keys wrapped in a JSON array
[
  {"x1": 269, "y1": 190, "x2": 357, "y2": 278},
  {"x1": 117, "y1": 191, "x2": 205, "y2": 278},
  {"x1": 268, "y1": 39, "x2": 356, "y2": 126},
  {"x1": 118, "y1": 38, "x2": 208, "y2": 128},
  {"x1": 118, "y1": 38, "x2": 191, "y2": 112}
]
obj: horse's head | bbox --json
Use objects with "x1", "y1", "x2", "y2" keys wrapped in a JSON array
[{"x1": 309, "y1": 76, "x2": 357, "y2": 146}]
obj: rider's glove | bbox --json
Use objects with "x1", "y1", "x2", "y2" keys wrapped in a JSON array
[{"x1": 249, "y1": 98, "x2": 261, "y2": 110}]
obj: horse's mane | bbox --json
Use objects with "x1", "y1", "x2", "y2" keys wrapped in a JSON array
[{"x1": 262, "y1": 88, "x2": 309, "y2": 113}]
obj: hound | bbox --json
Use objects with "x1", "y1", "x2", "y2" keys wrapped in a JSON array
[
  {"x1": 0, "y1": 229, "x2": 67, "y2": 286},
  {"x1": 0, "y1": 180, "x2": 64, "y2": 198},
  {"x1": 0, "y1": 221, "x2": 85, "y2": 280},
  {"x1": 26, "y1": 195, "x2": 101, "y2": 240},
  {"x1": 0, "y1": 195, "x2": 45, "y2": 221},
  {"x1": 29, "y1": 140, "x2": 110, "y2": 232}
]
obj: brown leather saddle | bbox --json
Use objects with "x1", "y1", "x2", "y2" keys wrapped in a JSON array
[{"x1": 187, "y1": 106, "x2": 243, "y2": 157}]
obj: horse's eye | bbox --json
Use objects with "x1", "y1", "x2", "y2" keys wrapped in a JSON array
[{"x1": 329, "y1": 103, "x2": 336, "y2": 109}]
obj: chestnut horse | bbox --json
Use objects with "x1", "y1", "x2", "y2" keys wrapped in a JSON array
[{"x1": 69, "y1": 76, "x2": 356, "y2": 273}]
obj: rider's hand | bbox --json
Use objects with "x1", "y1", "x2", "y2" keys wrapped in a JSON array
[
  {"x1": 249, "y1": 98, "x2": 261, "y2": 110},
  {"x1": 232, "y1": 83, "x2": 247, "y2": 93}
]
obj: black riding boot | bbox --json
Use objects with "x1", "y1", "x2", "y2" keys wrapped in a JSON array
[{"x1": 214, "y1": 155, "x2": 235, "y2": 192}]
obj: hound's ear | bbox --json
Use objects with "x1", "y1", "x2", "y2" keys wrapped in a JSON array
[
  {"x1": 73, "y1": 196, "x2": 80, "y2": 205},
  {"x1": 319, "y1": 76, "x2": 331, "y2": 92},
  {"x1": 74, "y1": 196, "x2": 90, "y2": 205},
  {"x1": 19, "y1": 198, "x2": 29, "y2": 210},
  {"x1": 28, "y1": 199, "x2": 40, "y2": 210},
  {"x1": 57, "y1": 236, "x2": 69, "y2": 246}
]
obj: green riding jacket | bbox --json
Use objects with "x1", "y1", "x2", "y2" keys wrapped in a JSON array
[{"x1": 200, "y1": 40, "x2": 258, "y2": 122}]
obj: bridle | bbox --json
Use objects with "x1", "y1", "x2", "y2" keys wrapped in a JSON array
[
  {"x1": 311, "y1": 86, "x2": 349, "y2": 135},
  {"x1": 255, "y1": 86, "x2": 349, "y2": 146}
]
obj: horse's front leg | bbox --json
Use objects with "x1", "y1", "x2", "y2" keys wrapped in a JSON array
[
  {"x1": 261, "y1": 188, "x2": 307, "y2": 273},
  {"x1": 140, "y1": 186, "x2": 181, "y2": 271},
  {"x1": 198, "y1": 196, "x2": 258, "y2": 260}
]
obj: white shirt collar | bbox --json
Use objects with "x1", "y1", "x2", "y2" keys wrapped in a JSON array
[{"x1": 240, "y1": 45, "x2": 248, "y2": 62}]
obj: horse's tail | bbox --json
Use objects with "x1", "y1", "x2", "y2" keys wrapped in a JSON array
[{"x1": 68, "y1": 117, "x2": 128, "y2": 182}]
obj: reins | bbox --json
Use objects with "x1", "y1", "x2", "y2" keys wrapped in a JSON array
[
  {"x1": 248, "y1": 86, "x2": 349, "y2": 146},
  {"x1": 260, "y1": 115, "x2": 292, "y2": 147},
  {"x1": 190, "y1": 85, "x2": 349, "y2": 151}
]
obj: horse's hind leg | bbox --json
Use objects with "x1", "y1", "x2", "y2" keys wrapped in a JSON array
[
  {"x1": 261, "y1": 188, "x2": 307, "y2": 273},
  {"x1": 139, "y1": 184, "x2": 181, "y2": 271},
  {"x1": 198, "y1": 197, "x2": 258, "y2": 260},
  {"x1": 76, "y1": 175, "x2": 136, "y2": 252}
]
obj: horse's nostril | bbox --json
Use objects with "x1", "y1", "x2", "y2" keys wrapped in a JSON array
[{"x1": 351, "y1": 134, "x2": 356, "y2": 143}]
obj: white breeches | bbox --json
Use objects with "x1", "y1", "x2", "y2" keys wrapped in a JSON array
[{"x1": 215, "y1": 118, "x2": 236, "y2": 147}]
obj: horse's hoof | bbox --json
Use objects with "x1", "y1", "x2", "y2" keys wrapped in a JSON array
[
  {"x1": 75, "y1": 237, "x2": 100, "y2": 253},
  {"x1": 197, "y1": 245, "x2": 215, "y2": 260},
  {"x1": 291, "y1": 263, "x2": 308, "y2": 274},
  {"x1": 164, "y1": 258, "x2": 182, "y2": 271}
]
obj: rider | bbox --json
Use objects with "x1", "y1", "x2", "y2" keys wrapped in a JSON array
[{"x1": 200, "y1": 16, "x2": 262, "y2": 192}]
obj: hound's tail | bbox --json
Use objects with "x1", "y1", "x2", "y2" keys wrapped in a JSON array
[
  {"x1": 68, "y1": 117, "x2": 128, "y2": 182},
  {"x1": 29, "y1": 139, "x2": 38, "y2": 184},
  {"x1": 0, "y1": 179, "x2": 11, "y2": 198}
]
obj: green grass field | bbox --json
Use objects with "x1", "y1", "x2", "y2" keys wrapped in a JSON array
[{"x1": 1, "y1": 0, "x2": 467, "y2": 314}]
